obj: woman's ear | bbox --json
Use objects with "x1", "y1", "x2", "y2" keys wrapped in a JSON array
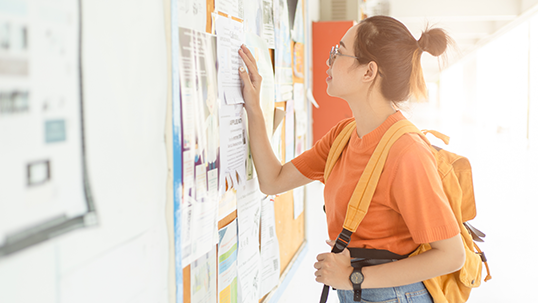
[{"x1": 362, "y1": 61, "x2": 379, "y2": 82}]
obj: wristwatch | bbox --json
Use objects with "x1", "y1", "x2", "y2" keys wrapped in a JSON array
[{"x1": 349, "y1": 266, "x2": 364, "y2": 302}]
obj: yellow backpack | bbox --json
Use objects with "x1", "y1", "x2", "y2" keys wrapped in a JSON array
[{"x1": 320, "y1": 119, "x2": 491, "y2": 303}]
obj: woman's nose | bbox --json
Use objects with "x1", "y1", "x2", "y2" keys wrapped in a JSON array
[{"x1": 326, "y1": 58, "x2": 330, "y2": 67}]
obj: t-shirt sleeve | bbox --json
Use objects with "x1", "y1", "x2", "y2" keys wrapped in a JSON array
[
  {"x1": 389, "y1": 139, "x2": 460, "y2": 244},
  {"x1": 291, "y1": 118, "x2": 354, "y2": 183}
]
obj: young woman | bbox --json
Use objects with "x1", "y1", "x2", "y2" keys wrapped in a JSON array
[{"x1": 238, "y1": 15, "x2": 465, "y2": 303}]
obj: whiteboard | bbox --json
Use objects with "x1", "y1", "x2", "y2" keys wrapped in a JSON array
[{"x1": 0, "y1": 0, "x2": 96, "y2": 257}]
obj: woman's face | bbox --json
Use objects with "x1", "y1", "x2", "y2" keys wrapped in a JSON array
[{"x1": 325, "y1": 24, "x2": 366, "y2": 100}]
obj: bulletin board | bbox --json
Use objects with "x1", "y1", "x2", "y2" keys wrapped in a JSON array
[{"x1": 171, "y1": 0, "x2": 308, "y2": 302}]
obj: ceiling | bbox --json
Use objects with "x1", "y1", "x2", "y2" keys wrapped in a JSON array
[{"x1": 363, "y1": 0, "x2": 538, "y2": 82}]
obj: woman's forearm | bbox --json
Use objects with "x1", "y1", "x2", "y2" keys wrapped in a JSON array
[{"x1": 361, "y1": 235, "x2": 465, "y2": 289}]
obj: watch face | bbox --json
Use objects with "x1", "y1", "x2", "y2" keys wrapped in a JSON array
[{"x1": 350, "y1": 271, "x2": 364, "y2": 284}]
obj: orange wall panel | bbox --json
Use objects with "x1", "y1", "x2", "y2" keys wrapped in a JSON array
[{"x1": 312, "y1": 21, "x2": 354, "y2": 143}]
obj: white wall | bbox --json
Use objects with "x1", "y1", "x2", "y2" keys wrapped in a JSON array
[{"x1": 0, "y1": 1, "x2": 174, "y2": 302}]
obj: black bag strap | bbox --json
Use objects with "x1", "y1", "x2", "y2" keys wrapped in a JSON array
[
  {"x1": 348, "y1": 247, "x2": 410, "y2": 260},
  {"x1": 319, "y1": 229, "x2": 353, "y2": 303}
]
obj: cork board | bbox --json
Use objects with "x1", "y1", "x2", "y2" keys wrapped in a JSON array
[{"x1": 175, "y1": 1, "x2": 307, "y2": 302}]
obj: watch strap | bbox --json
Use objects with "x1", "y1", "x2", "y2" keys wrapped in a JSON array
[
  {"x1": 350, "y1": 267, "x2": 363, "y2": 302},
  {"x1": 353, "y1": 288, "x2": 362, "y2": 302}
]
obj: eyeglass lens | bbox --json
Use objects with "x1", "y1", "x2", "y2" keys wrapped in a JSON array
[{"x1": 329, "y1": 45, "x2": 337, "y2": 65}]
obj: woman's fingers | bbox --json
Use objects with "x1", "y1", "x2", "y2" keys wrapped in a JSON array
[
  {"x1": 238, "y1": 48, "x2": 256, "y2": 75},
  {"x1": 238, "y1": 45, "x2": 262, "y2": 86},
  {"x1": 238, "y1": 66, "x2": 252, "y2": 88},
  {"x1": 240, "y1": 44, "x2": 258, "y2": 72}
]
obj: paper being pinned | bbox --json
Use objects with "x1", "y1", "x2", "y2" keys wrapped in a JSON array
[{"x1": 216, "y1": 15, "x2": 245, "y2": 105}]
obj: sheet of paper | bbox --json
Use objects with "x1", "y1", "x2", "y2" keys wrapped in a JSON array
[
  {"x1": 262, "y1": 0, "x2": 276, "y2": 48},
  {"x1": 271, "y1": 120, "x2": 283, "y2": 163},
  {"x1": 218, "y1": 220, "x2": 239, "y2": 303},
  {"x1": 272, "y1": 107, "x2": 286, "y2": 135},
  {"x1": 245, "y1": 33, "x2": 275, "y2": 141},
  {"x1": 273, "y1": 0, "x2": 293, "y2": 101},
  {"x1": 215, "y1": 0, "x2": 243, "y2": 19},
  {"x1": 218, "y1": 103, "x2": 247, "y2": 219},
  {"x1": 259, "y1": 196, "x2": 280, "y2": 297},
  {"x1": 237, "y1": 179, "x2": 262, "y2": 262},
  {"x1": 293, "y1": 186, "x2": 304, "y2": 219},
  {"x1": 236, "y1": 179, "x2": 262, "y2": 303},
  {"x1": 244, "y1": 0, "x2": 264, "y2": 37},
  {"x1": 291, "y1": 0, "x2": 304, "y2": 43},
  {"x1": 215, "y1": 15, "x2": 245, "y2": 105},
  {"x1": 178, "y1": 0, "x2": 207, "y2": 33},
  {"x1": 285, "y1": 99, "x2": 295, "y2": 162},
  {"x1": 179, "y1": 27, "x2": 220, "y2": 266},
  {"x1": 292, "y1": 42, "x2": 304, "y2": 81},
  {"x1": 294, "y1": 83, "x2": 307, "y2": 157},
  {"x1": 238, "y1": 251, "x2": 261, "y2": 303},
  {"x1": 181, "y1": 194, "x2": 195, "y2": 267},
  {"x1": 191, "y1": 246, "x2": 217, "y2": 303},
  {"x1": 245, "y1": 122, "x2": 255, "y2": 181}
]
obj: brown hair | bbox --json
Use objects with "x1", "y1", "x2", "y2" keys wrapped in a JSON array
[{"x1": 354, "y1": 16, "x2": 452, "y2": 102}]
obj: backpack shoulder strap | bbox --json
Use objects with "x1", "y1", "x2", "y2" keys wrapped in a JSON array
[
  {"x1": 324, "y1": 120, "x2": 357, "y2": 181},
  {"x1": 328, "y1": 120, "x2": 423, "y2": 232}
]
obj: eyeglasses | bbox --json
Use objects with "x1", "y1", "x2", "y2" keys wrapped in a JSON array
[{"x1": 329, "y1": 44, "x2": 359, "y2": 66}]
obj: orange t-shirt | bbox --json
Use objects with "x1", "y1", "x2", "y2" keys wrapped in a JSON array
[{"x1": 291, "y1": 111, "x2": 460, "y2": 255}]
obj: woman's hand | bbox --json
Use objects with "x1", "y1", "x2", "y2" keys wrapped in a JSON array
[
  {"x1": 314, "y1": 240, "x2": 354, "y2": 290},
  {"x1": 238, "y1": 44, "x2": 262, "y2": 112}
]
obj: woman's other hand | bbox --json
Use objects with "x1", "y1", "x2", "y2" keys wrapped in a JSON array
[
  {"x1": 313, "y1": 240, "x2": 354, "y2": 290},
  {"x1": 238, "y1": 44, "x2": 262, "y2": 112}
]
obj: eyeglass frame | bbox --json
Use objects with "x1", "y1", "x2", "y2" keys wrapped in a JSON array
[
  {"x1": 328, "y1": 44, "x2": 384, "y2": 78},
  {"x1": 329, "y1": 44, "x2": 359, "y2": 66}
]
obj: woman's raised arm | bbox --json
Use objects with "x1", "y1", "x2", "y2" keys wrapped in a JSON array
[{"x1": 238, "y1": 44, "x2": 312, "y2": 195}]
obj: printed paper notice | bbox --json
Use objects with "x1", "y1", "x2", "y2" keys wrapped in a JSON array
[
  {"x1": 219, "y1": 103, "x2": 247, "y2": 219},
  {"x1": 236, "y1": 179, "x2": 262, "y2": 302},
  {"x1": 191, "y1": 247, "x2": 217, "y2": 303},
  {"x1": 259, "y1": 196, "x2": 280, "y2": 297},
  {"x1": 178, "y1": 0, "x2": 207, "y2": 33},
  {"x1": 219, "y1": 220, "x2": 239, "y2": 303},
  {"x1": 285, "y1": 99, "x2": 295, "y2": 162},
  {"x1": 215, "y1": 15, "x2": 245, "y2": 105},
  {"x1": 215, "y1": 0, "x2": 244, "y2": 19},
  {"x1": 262, "y1": 0, "x2": 275, "y2": 48}
]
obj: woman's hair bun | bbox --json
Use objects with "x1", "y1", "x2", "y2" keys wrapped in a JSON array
[{"x1": 418, "y1": 27, "x2": 450, "y2": 57}]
